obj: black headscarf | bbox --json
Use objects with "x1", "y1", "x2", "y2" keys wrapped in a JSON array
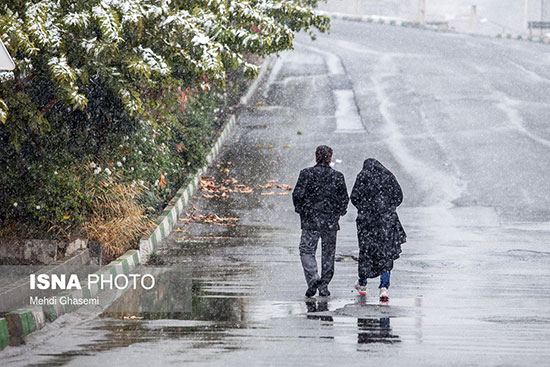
[{"x1": 351, "y1": 158, "x2": 403, "y2": 218}]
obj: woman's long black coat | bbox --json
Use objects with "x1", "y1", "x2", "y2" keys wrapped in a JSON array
[{"x1": 350, "y1": 159, "x2": 407, "y2": 278}]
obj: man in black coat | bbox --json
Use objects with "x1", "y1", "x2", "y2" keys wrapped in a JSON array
[{"x1": 292, "y1": 145, "x2": 349, "y2": 297}]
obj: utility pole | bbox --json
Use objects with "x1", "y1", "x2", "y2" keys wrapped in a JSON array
[
  {"x1": 418, "y1": 0, "x2": 426, "y2": 24},
  {"x1": 541, "y1": 0, "x2": 545, "y2": 36},
  {"x1": 524, "y1": 0, "x2": 529, "y2": 34},
  {"x1": 470, "y1": 5, "x2": 478, "y2": 33}
]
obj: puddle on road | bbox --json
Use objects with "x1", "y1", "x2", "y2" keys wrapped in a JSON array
[
  {"x1": 301, "y1": 297, "x2": 408, "y2": 349},
  {"x1": 356, "y1": 317, "x2": 401, "y2": 346},
  {"x1": 29, "y1": 278, "x2": 252, "y2": 366},
  {"x1": 29, "y1": 321, "x2": 241, "y2": 367}
]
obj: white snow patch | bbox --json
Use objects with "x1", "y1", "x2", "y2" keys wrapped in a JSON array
[
  {"x1": 508, "y1": 61, "x2": 550, "y2": 83},
  {"x1": 495, "y1": 93, "x2": 550, "y2": 149},
  {"x1": 503, "y1": 222, "x2": 550, "y2": 232},
  {"x1": 400, "y1": 206, "x2": 500, "y2": 228},
  {"x1": 371, "y1": 54, "x2": 466, "y2": 208},
  {"x1": 333, "y1": 39, "x2": 429, "y2": 59}
]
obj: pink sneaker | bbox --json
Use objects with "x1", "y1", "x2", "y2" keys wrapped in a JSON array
[
  {"x1": 355, "y1": 282, "x2": 367, "y2": 296},
  {"x1": 379, "y1": 287, "x2": 389, "y2": 302}
]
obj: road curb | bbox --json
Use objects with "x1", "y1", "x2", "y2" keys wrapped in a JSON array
[
  {"x1": 138, "y1": 56, "x2": 274, "y2": 264},
  {"x1": 0, "y1": 57, "x2": 274, "y2": 351},
  {"x1": 137, "y1": 115, "x2": 237, "y2": 263},
  {"x1": 317, "y1": 10, "x2": 409, "y2": 26},
  {"x1": 0, "y1": 318, "x2": 8, "y2": 350},
  {"x1": 1, "y1": 250, "x2": 140, "y2": 348},
  {"x1": 5, "y1": 308, "x2": 39, "y2": 347},
  {"x1": 0, "y1": 249, "x2": 90, "y2": 314}
]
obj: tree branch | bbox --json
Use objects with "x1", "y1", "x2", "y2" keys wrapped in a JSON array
[{"x1": 40, "y1": 98, "x2": 60, "y2": 116}]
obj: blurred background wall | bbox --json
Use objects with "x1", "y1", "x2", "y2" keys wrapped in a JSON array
[{"x1": 318, "y1": 0, "x2": 550, "y2": 36}]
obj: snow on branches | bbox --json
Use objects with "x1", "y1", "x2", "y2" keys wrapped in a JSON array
[{"x1": 0, "y1": 0, "x2": 329, "y2": 145}]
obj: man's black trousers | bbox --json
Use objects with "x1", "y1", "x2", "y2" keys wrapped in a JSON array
[{"x1": 299, "y1": 229, "x2": 337, "y2": 291}]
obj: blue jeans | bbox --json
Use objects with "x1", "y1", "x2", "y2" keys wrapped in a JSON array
[{"x1": 358, "y1": 271, "x2": 391, "y2": 288}]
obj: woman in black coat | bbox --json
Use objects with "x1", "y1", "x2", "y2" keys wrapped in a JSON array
[{"x1": 350, "y1": 159, "x2": 407, "y2": 301}]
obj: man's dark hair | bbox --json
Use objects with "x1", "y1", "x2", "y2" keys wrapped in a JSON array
[{"x1": 315, "y1": 145, "x2": 333, "y2": 164}]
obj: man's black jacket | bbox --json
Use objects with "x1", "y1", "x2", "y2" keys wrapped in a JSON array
[{"x1": 292, "y1": 162, "x2": 349, "y2": 231}]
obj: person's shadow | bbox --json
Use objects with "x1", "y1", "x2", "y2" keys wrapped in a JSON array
[{"x1": 357, "y1": 317, "x2": 400, "y2": 344}]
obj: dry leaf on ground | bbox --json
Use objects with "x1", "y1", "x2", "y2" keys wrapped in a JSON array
[
  {"x1": 181, "y1": 208, "x2": 239, "y2": 227},
  {"x1": 199, "y1": 176, "x2": 253, "y2": 198}
]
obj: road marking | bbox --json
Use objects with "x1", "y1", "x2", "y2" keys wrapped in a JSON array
[
  {"x1": 294, "y1": 42, "x2": 366, "y2": 133},
  {"x1": 333, "y1": 89, "x2": 366, "y2": 133},
  {"x1": 262, "y1": 54, "x2": 285, "y2": 98},
  {"x1": 294, "y1": 42, "x2": 345, "y2": 75}
]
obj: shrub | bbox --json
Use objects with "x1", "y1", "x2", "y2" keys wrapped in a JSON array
[
  {"x1": 83, "y1": 179, "x2": 152, "y2": 261},
  {"x1": 0, "y1": 1, "x2": 329, "y2": 255}
]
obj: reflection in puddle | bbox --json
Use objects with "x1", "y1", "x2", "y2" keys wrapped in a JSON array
[
  {"x1": 29, "y1": 321, "x2": 239, "y2": 367},
  {"x1": 303, "y1": 299, "x2": 335, "y2": 341},
  {"x1": 305, "y1": 299, "x2": 334, "y2": 322},
  {"x1": 357, "y1": 317, "x2": 400, "y2": 346},
  {"x1": 31, "y1": 279, "x2": 251, "y2": 366},
  {"x1": 101, "y1": 278, "x2": 251, "y2": 324}
]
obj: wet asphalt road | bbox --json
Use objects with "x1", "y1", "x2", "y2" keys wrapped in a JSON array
[{"x1": 3, "y1": 20, "x2": 550, "y2": 366}]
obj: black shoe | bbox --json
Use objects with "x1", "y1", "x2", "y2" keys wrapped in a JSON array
[
  {"x1": 318, "y1": 288, "x2": 330, "y2": 297},
  {"x1": 305, "y1": 280, "x2": 319, "y2": 298}
]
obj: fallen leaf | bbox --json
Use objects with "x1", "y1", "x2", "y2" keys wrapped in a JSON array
[
  {"x1": 278, "y1": 192, "x2": 290, "y2": 196},
  {"x1": 178, "y1": 236, "x2": 233, "y2": 240},
  {"x1": 283, "y1": 144, "x2": 292, "y2": 148},
  {"x1": 200, "y1": 176, "x2": 253, "y2": 198},
  {"x1": 256, "y1": 144, "x2": 263, "y2": 148},
  {"x1": 158, "y1": 173, "x2": 167, "y2": 190},
  {"x1": 180, "y1": 208, "x2": 240, "y2": 226}
]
